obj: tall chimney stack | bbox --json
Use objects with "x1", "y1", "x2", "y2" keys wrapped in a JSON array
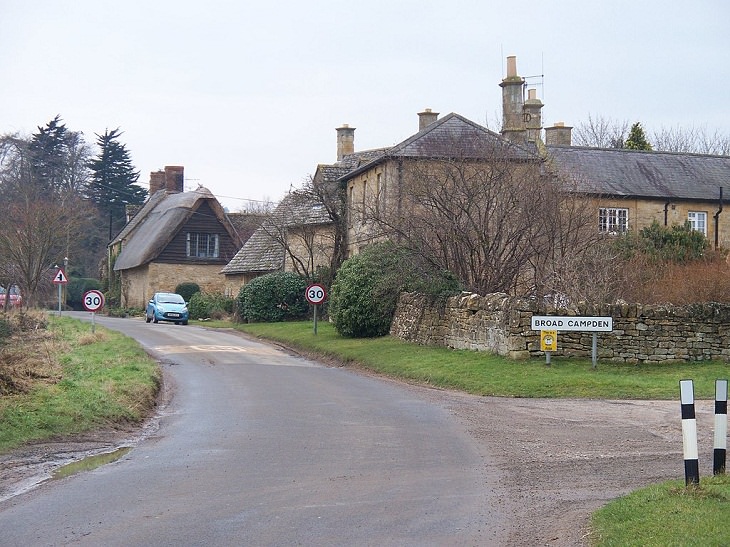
[
  {"x1": 418, "y1": 108, "x2": 439, "y2": 130},
  {"x1": 499, "y1": 55, "x2": 527, "y2": 143},
  {"x1": 336, "y1": 124, "x2": 355, "y2": 161},
  {"x1": 523, "y1": 88, "x2": 544, "y2": 143}
]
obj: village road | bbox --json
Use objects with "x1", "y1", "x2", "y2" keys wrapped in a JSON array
[
  {"x1": 0, "y1": 314, "x2": 507, "y2": 546},
  {"x1": 0, "y1": 314, "x2": 712, "y2": 546}
]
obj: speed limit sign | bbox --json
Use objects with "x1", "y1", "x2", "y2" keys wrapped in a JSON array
[
  {"x1": 82, "y1": 290, "x2": 105, "y2": 312},
  {"x1": 305, "y1": 284, "x2": 327, "y2": 305}
]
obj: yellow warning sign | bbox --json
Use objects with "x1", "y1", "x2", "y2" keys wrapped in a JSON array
[{"x1": 540, "y1": 330, "x2": 557, "y2": 352}]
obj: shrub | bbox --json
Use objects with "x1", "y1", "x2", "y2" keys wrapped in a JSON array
[
  {"x1": 237, "y1": 272, "x2": 309, "y2": 322},
  {"x1": 175, "y1": 282, "x2": 201, "y2": 302},
  {"x1": 329, "y1": 241, "x2": 461, "y2": 338},
  {"x1": 189, "y1": 292, "x2": 235, "y2": 320}
]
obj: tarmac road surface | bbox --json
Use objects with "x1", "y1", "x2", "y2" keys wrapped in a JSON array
[{"x1": 0, "y1": 314, "x2": 508, "y2": 546}]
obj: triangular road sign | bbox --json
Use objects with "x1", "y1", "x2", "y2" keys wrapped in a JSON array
[{"x1": 53, "y1": 268, "x2": 68, "y2": 285}]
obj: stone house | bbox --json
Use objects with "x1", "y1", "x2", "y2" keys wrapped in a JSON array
[
  {"x1": 109, "y1": 166, "x2": 242, "y2": 308},
  {"x1": 330, "y1": 55, "x2": 730, "y2": 258},
  {"x1": 220, "y1": 190, "x2": 337, "y2": 295}
]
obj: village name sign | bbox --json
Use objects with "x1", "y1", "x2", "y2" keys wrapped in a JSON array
[
  {"x1": 531, "y1": 316, "x2": 613, "y2": 332},
  {"x1": 531, "y1": 315, "x2": 614, "y2": 367}
]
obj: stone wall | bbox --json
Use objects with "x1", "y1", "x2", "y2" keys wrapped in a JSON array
[{"x1": 390, "y1": 292, "x2": 730, "y2": 362}]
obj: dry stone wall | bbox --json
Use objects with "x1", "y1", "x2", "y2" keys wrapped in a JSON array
[{"x1": 390, "y1": 292, "x2": 730, "y2": 363}]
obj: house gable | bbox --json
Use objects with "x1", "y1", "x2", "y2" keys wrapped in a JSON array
[{"x1": 157, "y1": 201, "x2": 240, "y2": 265}]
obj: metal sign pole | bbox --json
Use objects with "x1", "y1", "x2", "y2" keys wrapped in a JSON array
[
  {"x1": 592, "y1": 333, "x2": 598, "y2": 369},
  {"x1": 57, "y1": 284, "x2": 62, "y2": 316},
  {"x1": 313, "y1": 304, "x2": 318, "y2": 335}
]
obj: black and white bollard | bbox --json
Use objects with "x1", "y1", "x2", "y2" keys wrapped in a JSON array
[
  {"x1": 680, "y1": 379, "x2": 700, "y2": 485},
  {"x1": 714, "y1": 379, "x2": 728, "y2": 475}
]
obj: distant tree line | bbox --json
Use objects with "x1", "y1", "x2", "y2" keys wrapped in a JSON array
[
  {"x1": 573, "y1": 115, "x2": 730, "y2": 155},
  {"x1": 0, "y1": 115, "x2": 146, "y2": 305}
]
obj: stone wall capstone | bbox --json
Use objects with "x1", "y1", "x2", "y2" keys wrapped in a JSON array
[{"x1": 389, "y1": 292, "x2": 730, "y2": 363}]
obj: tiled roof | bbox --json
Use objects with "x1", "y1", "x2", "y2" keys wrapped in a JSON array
[
  {"x1": 547, "y1": 145, "x2": 730, "y2": 201},
  {"x1": 221, "y1": 191, "x2": 332, "y2": 275},
  {"x1": 339, "y1": 113, "x2": 537, "y2": 180}
]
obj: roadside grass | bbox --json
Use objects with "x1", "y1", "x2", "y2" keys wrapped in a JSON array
[
  {"x1": 0, "y1": 316, "x2": 161, "y2": 454},
  {"x1": 589, "y1": 474, "x2": 730, "y2": 546},
  {"x1": 227, "y1": 320, "x2": 728, "y2": 400}
]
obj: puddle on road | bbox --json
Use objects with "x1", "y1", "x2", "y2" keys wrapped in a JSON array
[{"x1": 52, "y1": 447, "x2": 132, "y2": 480}]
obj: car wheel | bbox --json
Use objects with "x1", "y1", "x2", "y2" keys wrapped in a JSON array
[
  {"x1": 145, "y1": 315, "x2": 151, "y2": 323},
  {"x1": 153, "y1": 316, "x2": 159, "y2": 323},
  {"x1": 174, "y1": 321, "x2": 180, "y2": 325},
  {"x1": 182, "y1": 320, "x2": 188, "y2": 326}
]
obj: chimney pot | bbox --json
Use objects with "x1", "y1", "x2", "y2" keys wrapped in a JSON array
[{"x1": 506, "y1": 55, "x2": 518, "y2": 78}]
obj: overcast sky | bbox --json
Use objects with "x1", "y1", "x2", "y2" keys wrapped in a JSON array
[{"x1": 2, "y1": 1, "x2": 728, "y2": 211}]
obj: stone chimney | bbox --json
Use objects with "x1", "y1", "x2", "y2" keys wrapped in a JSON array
[
  {"x1": 545, "y1": 122, "x2": 573, "y2": 146},
  {"x1": 523, "y1": 88, "x2": 543, "y2": 143},
  {"x1": 499, "y1": 55, "x2": 526, "y2": 143},
  {"x1": 149, "y1": 165, "x2": 185, "y2": 194},
  {"x1": 336, "y1": 124, "x2": 355, "y2": 161},
  {"x1": 418, "y1": 108, "x2": 439, "y2": 130}
]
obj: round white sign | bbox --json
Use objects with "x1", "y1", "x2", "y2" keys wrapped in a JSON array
[
  {"x1": 305, "y1": 284, "x2": 327, "y2": 305},
  {"x1": 83, "y1": 290, "x2": 105, "y2": 312}
]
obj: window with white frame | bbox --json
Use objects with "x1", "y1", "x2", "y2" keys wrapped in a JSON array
[
  {"x1": 598, "y1": 207, "x2": 629, "y2": 234},
  {"x1": 687, "y1": 211, "x2": 707, "y2": 235},
  {"x1": 186, "y1": 232, "x2": 219, "y2": 258}
]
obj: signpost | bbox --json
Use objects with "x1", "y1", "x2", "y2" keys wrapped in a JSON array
[
  {"x1": 531, "y1": 315, "x2": 613, "y2": 368},
  {"x1": 305, "y1": 283, "x2": 327, "y2": 335},
  {"x1": 52, "y1": 267, "x2": 68, "y2": 316},
  {"x1": 83, "y1": 290, "x2": 105, "y2": 333}
]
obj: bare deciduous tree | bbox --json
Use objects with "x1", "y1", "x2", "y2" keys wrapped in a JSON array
[
  {"x1": 367, "y1": 134, "x2": 599, "y2": 297},
  {"x1": 1, "y1": 134, "x2": 93, "y2": 305},
  {"x1": 572, "y1": 114, "x2": 630, "y2": 148},
  {"x1": 650, "y1": 125, "x2": 730, "y2": 155},
  {"x1": 257, "y1": 176, "x2": 346, "y2": 284}
]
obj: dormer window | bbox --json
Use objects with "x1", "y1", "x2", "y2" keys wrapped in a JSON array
[{"x1": 187, "y1": 232, "x2": 220, "y2": 258}]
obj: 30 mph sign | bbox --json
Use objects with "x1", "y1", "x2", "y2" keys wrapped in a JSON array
[
  {"x1": 83, "y1": 290, "x2": 105, "y2": 312},
  {"x1": 305, "y1": 284, "x2": 327, "y2": 305}
]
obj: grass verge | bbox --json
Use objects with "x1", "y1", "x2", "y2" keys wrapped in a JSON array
[
  {"x1": 589, "y1": 474, "x2": 730, "y2": 546},
  {"x1": 0, "y1": 316, "x2": 161, "y2": 454},
  {"x1": 225, "y1": 320, "x2": 729, "y2": 400}
]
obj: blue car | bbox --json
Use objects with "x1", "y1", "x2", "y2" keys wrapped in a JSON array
[{"x1": 146, "y1": 292, "x2": 189, "y2": 325}]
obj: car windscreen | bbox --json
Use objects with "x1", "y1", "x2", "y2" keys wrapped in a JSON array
[{"x1": 161, "y1": 294, "x2": 185, "y2": 304}]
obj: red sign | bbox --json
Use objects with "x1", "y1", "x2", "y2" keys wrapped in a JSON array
[
  {"x1": 82, "y1": 290, "x2": 105, "y2": 312},
  {"x1": 305, "y1": 284, "x2": 327, "y2": 304},
  {"x1": 52, "y1": 268, "x2": 68, "y2": 285}
]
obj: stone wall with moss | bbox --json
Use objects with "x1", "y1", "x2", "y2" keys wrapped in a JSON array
[{"x1": 390, "y1": 292, "x2": 730, "y2": 362}]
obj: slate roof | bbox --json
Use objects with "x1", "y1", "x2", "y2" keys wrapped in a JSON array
[
  {"x1": 221, "y1": 191, "x2": 333, "y2": 275},
  {"x1": 112, "y1": 187, "x2": 237, "y2": 271},
  {"x1": 547, "y1": 145, "x2": 730, "y2": 201},
  {"x1": 340, "y1": 113, "x2": 537, "y2": 180}
]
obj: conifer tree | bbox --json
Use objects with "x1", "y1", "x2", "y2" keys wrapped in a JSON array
[
  {"x1": 88, "y1": 128, "x2": 146, "y2": 240},
  {"x1": 624, "y1": 122, "x2": 653, "y2": 150}
]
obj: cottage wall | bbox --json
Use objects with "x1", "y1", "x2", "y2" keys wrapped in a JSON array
[
  {"x1": 390, "y1": 292, "x2": 730, "y2": 362},
  {"x1": 120, "y1": 263, "x2": 230, "y2": 308}
]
